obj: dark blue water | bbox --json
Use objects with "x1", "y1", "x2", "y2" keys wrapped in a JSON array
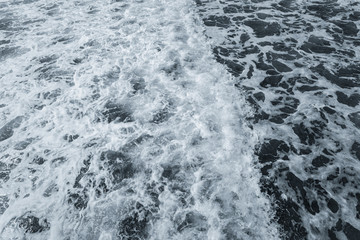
[{"x1": 196, "y1": 0, "x2": 360, "y2": 239}]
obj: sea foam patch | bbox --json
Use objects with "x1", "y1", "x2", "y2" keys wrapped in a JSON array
[{"x1": 0, "y1": 0, "x2": 278, "y2": 239}]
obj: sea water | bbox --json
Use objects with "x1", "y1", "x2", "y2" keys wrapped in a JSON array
[{"x1": 0, "y1": 0, "x2": 279, "y2": 239}]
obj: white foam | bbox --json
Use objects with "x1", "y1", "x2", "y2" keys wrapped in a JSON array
[{"x1": 0, "y1": 0, "x2": 279, "y2": 239}]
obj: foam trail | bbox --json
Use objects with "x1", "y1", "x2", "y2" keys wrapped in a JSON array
[{"x1": 0, "y1": 0, "x2": 279, "y2": 239}]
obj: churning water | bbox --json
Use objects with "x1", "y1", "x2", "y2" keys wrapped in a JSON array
[
  {"x1": 1, "y1": 0, "x2": 360, "y2": 239},
  {"x1": 0, "y1": 0, "x2": 278, "y2": 239}
]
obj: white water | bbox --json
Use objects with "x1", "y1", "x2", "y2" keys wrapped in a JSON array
[{"x1": 0, "y1": 0, "x2": 279, "y2": 239}]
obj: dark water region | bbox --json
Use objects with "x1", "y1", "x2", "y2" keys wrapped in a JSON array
[{"x1": 196, "y1": 0, "x2": 360, "y2": 239}]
